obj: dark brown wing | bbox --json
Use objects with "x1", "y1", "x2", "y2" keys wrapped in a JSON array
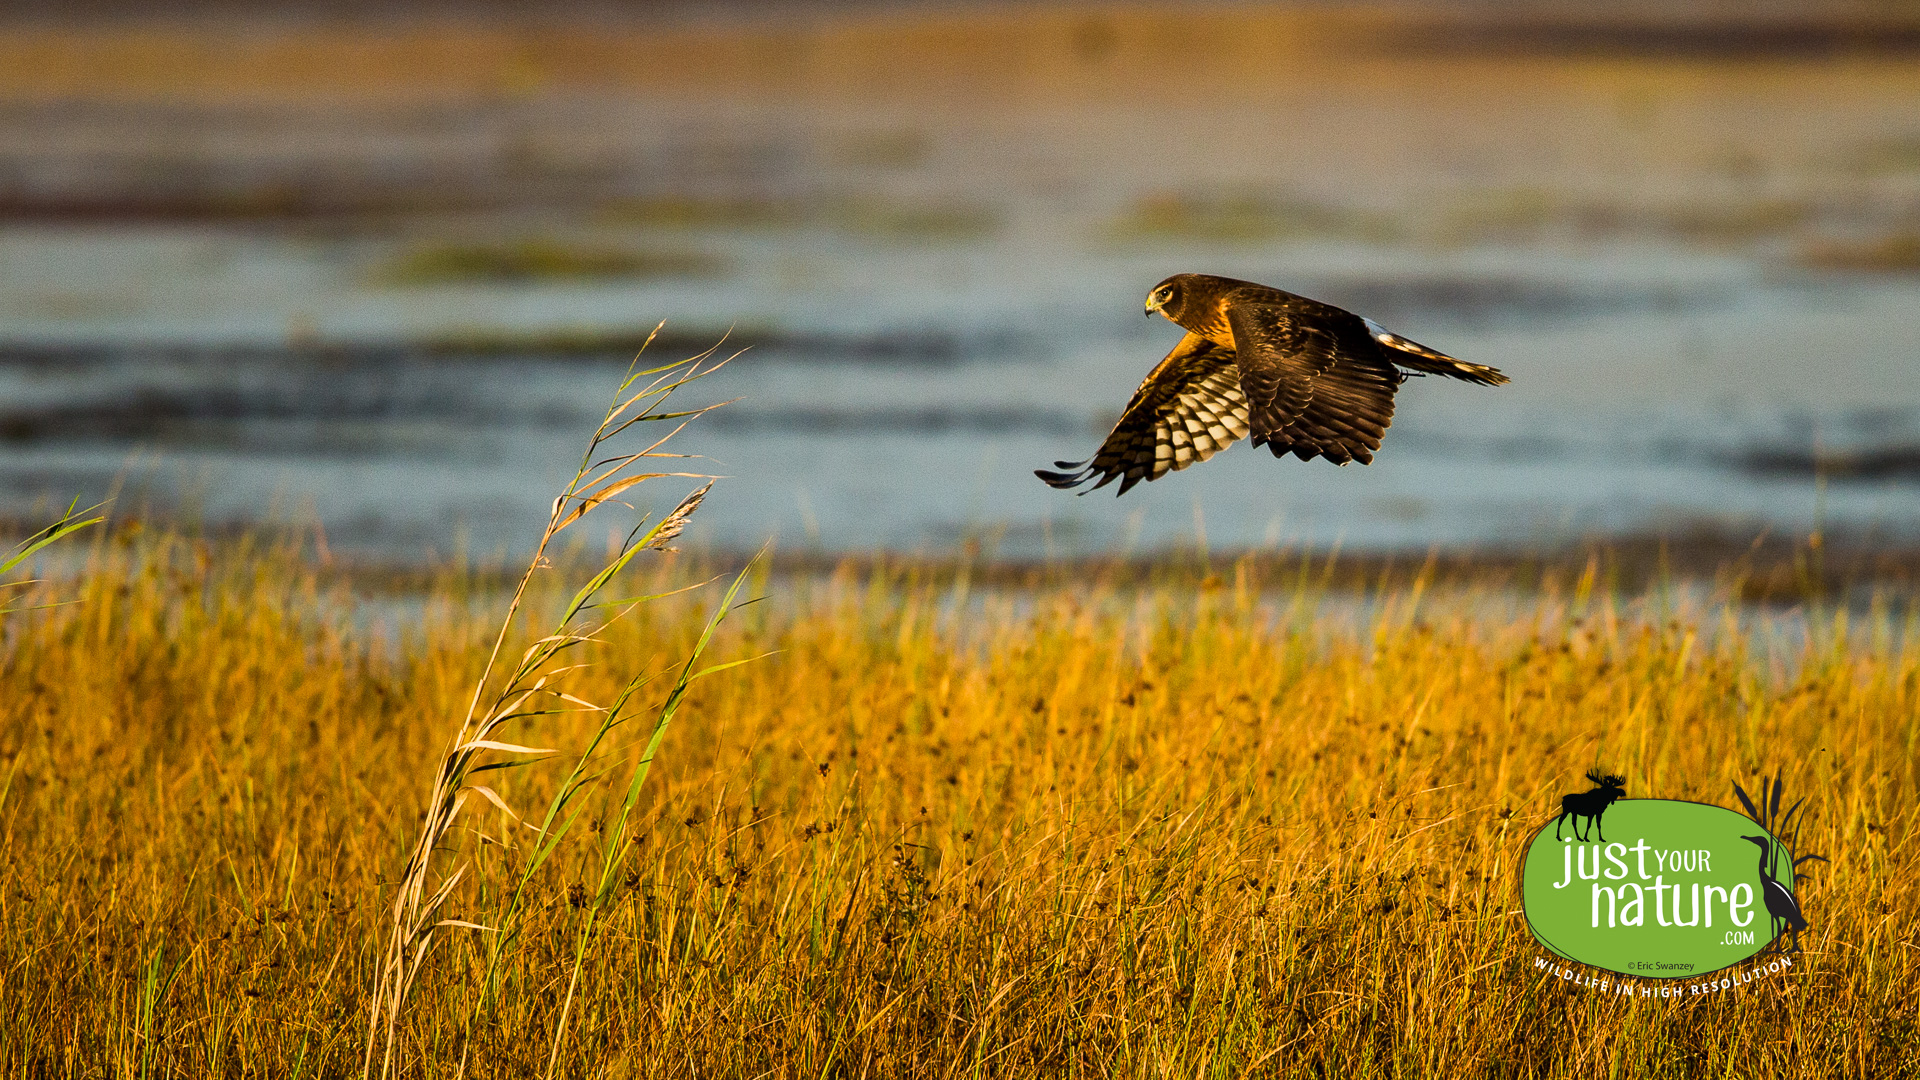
[
  {"x1": 1263, "y1": 350, "x2": 1401, "y2": 464},
  {"x1": 1222, "y1": 301, "x2": 1341, "y2": 441},
  {"x1": 1037, "y1": 332, "x2": 1250, "y2": 495},
  {"x1": 1223, "y1": 298, "x2": 1402, "y2": 465}
]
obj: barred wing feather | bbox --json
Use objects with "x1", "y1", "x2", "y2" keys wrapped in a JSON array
[{"x1": 1036, "y1": 336, "x2": 1250, "y2": 496}]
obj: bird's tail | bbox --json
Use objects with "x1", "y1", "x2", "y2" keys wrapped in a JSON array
[{"x1": 1364, "y1": 318, "x2": 1509, "y2": 386}]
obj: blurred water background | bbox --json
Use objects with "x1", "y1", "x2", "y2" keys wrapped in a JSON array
[{"x1": 2, "y1": 1, "x2": 1918, "y2": 560}]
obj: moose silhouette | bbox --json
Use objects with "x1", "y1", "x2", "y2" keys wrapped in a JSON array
[{"x1": 1554, "y1": 770, "x2": 1627, "y2": 842}]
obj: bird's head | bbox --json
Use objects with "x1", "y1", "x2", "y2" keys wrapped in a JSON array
[
  {"x1": 1740, "y1": 834, "x2": 1771, "y2": 851},
  {"x1": 1144, "y1": 276, "x2": 1186, "y2": 322}
]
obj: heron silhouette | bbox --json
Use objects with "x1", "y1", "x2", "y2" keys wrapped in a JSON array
[{"x1": 1741, "y1": 834, "x2": 1808, "y2": 954}]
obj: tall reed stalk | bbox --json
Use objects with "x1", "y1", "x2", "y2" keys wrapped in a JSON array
[{"x1": 362, "y1": 340, "x2": 752, "y2": 1078}]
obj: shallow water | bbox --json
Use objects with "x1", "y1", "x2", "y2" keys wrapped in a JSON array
[{"x1": 3, "y1": 42, "x2": 1918, "y2": 558}]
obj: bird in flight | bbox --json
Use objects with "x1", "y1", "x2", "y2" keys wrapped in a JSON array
[{"x1": 1036, "y1": 274, "x2": 1508, "y2": 495}]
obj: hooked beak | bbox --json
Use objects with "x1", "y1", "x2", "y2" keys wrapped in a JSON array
[{"x1": 1144, "y1": 299, "x2": 1160, "y2": 318}]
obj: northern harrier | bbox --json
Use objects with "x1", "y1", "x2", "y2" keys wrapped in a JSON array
[{"x1": 1036, "y1": 274, "x2": 1508, "y2": 495}]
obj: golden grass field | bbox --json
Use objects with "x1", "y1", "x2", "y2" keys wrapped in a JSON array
[{"x1": 1, "y1": 526, "x2": 1915, "y2": 1077}]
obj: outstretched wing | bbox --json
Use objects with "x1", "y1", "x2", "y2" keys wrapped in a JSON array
[
  {"x1": 1225, "y1": 299, "x2": 1402, "y2": 466},
  {"x1": 1036, "y1": 333, "x2": 1249, "y2": 495}
]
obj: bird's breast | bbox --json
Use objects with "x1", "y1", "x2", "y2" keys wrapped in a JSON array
[{"x1": 1176, "y1": 316, "x2": 1234, "y2": 349}]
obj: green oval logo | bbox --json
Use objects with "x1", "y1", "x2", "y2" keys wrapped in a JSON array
[{"x1": 1521, "y1": 799, "x2": 1802, "y2": 979}]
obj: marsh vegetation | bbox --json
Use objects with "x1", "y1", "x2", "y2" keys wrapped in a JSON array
[{"x1": 1, "y1": 528, "x2": 1913, "y2": 1076}]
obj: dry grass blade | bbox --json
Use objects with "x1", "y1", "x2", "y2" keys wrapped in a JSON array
[
  {"x1": 435, "y1": 920, "x2": 499, "y2": 933},
  {"x1": 555, "y1": 471, "x2": 707, "y2": 534},
  {"x1": 465, "y1": 786, "x2": 527, "y2": 824},
  {"x1": 455, "y1": 740, "x2": 558, "y2": 756}
]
